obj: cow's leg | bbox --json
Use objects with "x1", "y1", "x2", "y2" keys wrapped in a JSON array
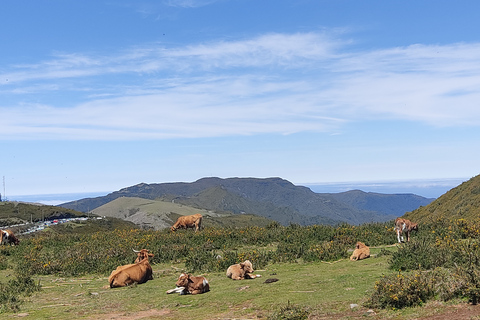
[
  {"x1": 166, "y1": 286, "x2": 185, "y2": 294},
  {"x1": 396, "y1": 229, "x2": 402, "y2": 243},
  {"x1": 189, "y1": 290, "x2": 201, "y2": 295},
  {"x1": 401, "y1": 223, "x2": 406, "y2": 242}
]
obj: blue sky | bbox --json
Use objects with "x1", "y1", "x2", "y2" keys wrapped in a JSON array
[{"x1": 1, "y1": 0, "x2": 480, "y2": 202}]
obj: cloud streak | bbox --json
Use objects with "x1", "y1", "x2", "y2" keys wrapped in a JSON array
[{"x1": 2, "y1": 32, "x2": 480, "y2": 140}]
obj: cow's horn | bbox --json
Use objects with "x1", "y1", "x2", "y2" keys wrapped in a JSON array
[{"x1": 132, "y1": 249, "x2": 140, "y2": 253}]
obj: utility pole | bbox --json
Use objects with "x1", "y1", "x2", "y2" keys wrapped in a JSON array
[{"x1": 2, "y1": 176, "x2": 5, "y2": 201}]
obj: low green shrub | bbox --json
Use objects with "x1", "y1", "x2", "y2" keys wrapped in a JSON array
[
  {"x1": 0, "y1": 270, "x2": 41, "y2": 313},
  {"x1": 365, "y1": 270, "x2": 437, "y2": 309},
  {"x1": 267, "y1": 301, "x2": 310, "y2": 320},
  {"x1": 303, "y1": 241, "x2": 349, "y2": 262}
]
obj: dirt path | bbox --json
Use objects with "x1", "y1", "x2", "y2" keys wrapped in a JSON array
[
  {"x1": 420, "y1": 304, "x2": 480, "y2": 320},
  {"x1": 87, "y1": 309, "x2": 171, "y2": 320}
]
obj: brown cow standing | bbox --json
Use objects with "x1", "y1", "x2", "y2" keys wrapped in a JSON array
[
  {"x1": 171, "y1": 213, "x2": 203, "y2": 232},
  {"x1": 349, "y1": 242, "x2": 370, "y2": 261},
  {"x1": 166, "y1": 273, "x2": 209, "y2": 295},
  {"x1": 226, "y1": 260, "x2": 261, "y2": 280},
  {"x1": 108, "y1": 249, "x2": 154, "y2": 288},
  {"x1": 395, "y1": 218, "x2": 418, "y2": 243},
  {"x1": 0, "y1": 229, "x2": 20, "y2": 246}
]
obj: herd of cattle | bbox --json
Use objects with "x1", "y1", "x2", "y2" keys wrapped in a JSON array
[{"x1": 0, "y1": 214, "x2": 419, "y2": 294}]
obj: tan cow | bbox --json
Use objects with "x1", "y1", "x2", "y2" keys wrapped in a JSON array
[
  {"x1": 110, "y1": 249, "x2": 153, "y2": 275},
  {"x1": 171, "y1": 213, "x2": 203, "y2": 232},
  {"x1": 0, "y1": 229, "x2": 20, "y2": 246},
  {"x1": 133, "y1": 248, "x2": 153, "y2": 263},
  {"x1": 108, "y1": 249, "x2": 154, "y2": 288},
  {"x1": 350, "y1": 242, "x2": 370, "y2": 261},
  {"x1": 226, "y1": 260, "x2": 261, "y2": 280},
  {"x1": 395, "y1": 218, "x2": 418, "y2": 243},
  {"x1": 166, "y1": 273, "x2": 209, "y2": 295}
]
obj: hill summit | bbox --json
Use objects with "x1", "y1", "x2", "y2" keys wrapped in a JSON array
[{"x1": 60, "y1": 177, "x2": 433, "y2": 226}]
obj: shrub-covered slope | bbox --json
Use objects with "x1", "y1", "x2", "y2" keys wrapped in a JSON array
[
  {"x1": 404, "y1": 175, "x2": 479, "y2": 223},
  {"x1": 0, "y1": 201, "x2": 85, "y2": 226}
]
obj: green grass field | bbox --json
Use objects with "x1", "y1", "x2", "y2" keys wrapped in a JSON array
[
  {"x1": 4, "y1": 217, "x2": 480, "y2": 319},
  {"x1": 2, "y1": 245, "x2": 458, "y2": 320},
  {"x1": 4, "y1": 255, "x2": 385, "y2": 319}
]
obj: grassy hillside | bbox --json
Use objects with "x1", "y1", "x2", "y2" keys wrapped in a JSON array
[
  {"x1": 404, "y1": 175, "x2": 479, "y2": 223},
  {"x1": 0, "y1": 201, "x2": 86, "y2": 226},
  {"x1": 45, "y1": 217, "x2": 138, "y2": 235},
  {"x1": 91, "y1": 196, "x2": 274, "y2": 230}
]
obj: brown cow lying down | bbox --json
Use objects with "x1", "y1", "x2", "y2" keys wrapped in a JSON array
[
  {"x1": 166, "y1": 273, "x2": 209, "y2": 295},
  {"x1": 171, "y1": 213, "x2": 203, "y2": 232},
  {"x1": 350, "y1": 242, "x2": 370, "y2": 261},
  {"x1": 110, "y1": 249, "x2": 153, "y2": 273},
  {"x1": 133, "y1": 248, "x2": 153, "y2": 263},
  {"x1": 395, "y1": 217, "x2": 418, "y2": 243},
  {"x1": 226, "y1": 260, "x2": 261, "y2": 280},
  {"x1": 0, "y1": 229, "x2": 20, "y2": 245},
  {"x1": 109, "y1": 249, "x2": 154, "y2": 288}
]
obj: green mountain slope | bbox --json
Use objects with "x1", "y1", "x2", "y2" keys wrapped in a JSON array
[
  {"x1": 91, "y1": 196, "x2": 274, "y2": 230},
  {"x1": 404, "y1": 174, "x2": 480, "y2": 223},
  {"x1": 61, "y1": 177, "x2": 434, "y2": 226}
]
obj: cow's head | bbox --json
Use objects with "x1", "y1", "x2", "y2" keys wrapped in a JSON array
[
  {"x1": 355, "y1": 242, "x2": 367, "y2": 249},
  {"x1": 133, "y1": 249, "x2": 154, "y2": 263},
  {"x1": 170, "y1": 226, "x2": 177, "y2": 232},
  {"x1": 176, "y1": 273, "x2": 191, "y2": 288},
  {"x1": 240, "y1": 260, "x2": 254, "y2": 273}
]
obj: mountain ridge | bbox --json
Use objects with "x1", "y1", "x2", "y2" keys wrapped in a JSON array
[{"x1": 60, "y1": 177, "x2": 434, "y2": 226}]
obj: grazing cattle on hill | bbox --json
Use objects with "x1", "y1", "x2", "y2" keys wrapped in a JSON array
[
  {"x1": 0, "y1": 229, "x2": 20, "y2": 246},
  {"x1": 171, "y1": 213, "x2": 203, "y2": 232},
  {"x1": 226, "y1": 260, "x2": 262, "y2": 280},
  {"x1": 395, "y1": 218, "x2": 418, "y2": 243},
  {"x1": 166, "y1": 273, "x2": 209, "y2": 295},
  {"x1": 108, "y1": 249, "x2": 154, "y2": 288},
  {"x1": 350, "y1": 242, "x2": 370, "y2": 261}
]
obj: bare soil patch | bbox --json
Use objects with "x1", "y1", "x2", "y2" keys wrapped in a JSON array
[
  {"x1": 88, "y1": 308, "x2": 171, "y2": 320},
  {"x1": 420, "y1": 303, "x2": 480, "y2": 320}
]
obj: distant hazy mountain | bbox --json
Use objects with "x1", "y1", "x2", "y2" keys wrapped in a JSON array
[{"x1": 60, "y1": 177, "x2": 434, "y2": 226}]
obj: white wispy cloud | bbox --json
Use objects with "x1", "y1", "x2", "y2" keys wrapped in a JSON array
[
  {"x1": 1, "y1": 32, "x2": 480, "y2": 140},
  {"x1": 163, "y1": 0, "x2": 222, "y2": 8}
]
